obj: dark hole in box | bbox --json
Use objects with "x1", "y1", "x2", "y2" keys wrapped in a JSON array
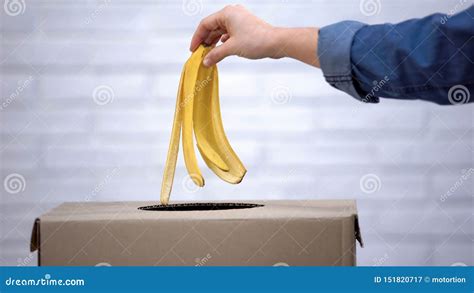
[{"x1": 138, "y1": 202, "x2": 264, "y2": 211}]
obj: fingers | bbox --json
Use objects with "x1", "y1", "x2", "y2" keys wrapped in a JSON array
[
  {"x1": 203, "y1": 39, "x2": 235, "y2": 67},
  {"x1": 203, "y1": 29, "x2": 226, "y2": 47},
  {"x1": 220, "y1": 33, "x2": 230, "y2": 43},
  {"x1": 190, "y1": 9, "x2": 226, "y2": 51}
]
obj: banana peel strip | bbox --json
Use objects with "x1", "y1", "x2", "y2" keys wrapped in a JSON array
[{"x1": 160, "y1": 45, "x2": 246, "y2": 205}]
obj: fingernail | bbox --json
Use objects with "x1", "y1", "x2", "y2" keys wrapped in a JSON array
[{"x1": 203, "y1": 57, "x2": 211, "y2": 67}]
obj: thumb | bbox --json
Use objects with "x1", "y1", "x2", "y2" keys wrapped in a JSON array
[{"x1": 203, "y1": 40, "x2": 235, "y2": 67}]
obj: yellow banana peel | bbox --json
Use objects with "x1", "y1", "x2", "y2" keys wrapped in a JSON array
[{"x1": 160, "y1": 45, "x2": 246, "y2": 205}]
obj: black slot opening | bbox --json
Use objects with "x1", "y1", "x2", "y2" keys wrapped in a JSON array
[{"x1": 138, "y1": 202, "x2": 263, "y2": 211}]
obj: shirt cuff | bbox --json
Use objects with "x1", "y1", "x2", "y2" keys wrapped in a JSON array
[{"x1": 318, "y1": 20, "x2": 378, "y2": 103}]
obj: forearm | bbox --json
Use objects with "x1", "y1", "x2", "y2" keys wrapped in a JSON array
[{"x1": 272, "y1": 27, "x2": 320, "y2": 68}]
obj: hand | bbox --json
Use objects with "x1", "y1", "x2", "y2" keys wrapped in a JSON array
[{"x1": 190, "y1": 5, "x2": 320, "y2": 68}]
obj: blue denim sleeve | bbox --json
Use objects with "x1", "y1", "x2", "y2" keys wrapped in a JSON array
[
  {"x1": 318, "y1": 5, "x2": 474, "y2": 105},
  {"x1": 318, "y1": 21, "x2": 377, "y2": 102}
]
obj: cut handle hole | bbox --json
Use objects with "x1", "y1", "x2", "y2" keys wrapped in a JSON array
[{"x1": 138, "y1": 202, "x2": 263, "y2": 212}]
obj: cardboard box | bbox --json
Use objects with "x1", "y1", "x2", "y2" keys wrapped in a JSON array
[{"x1": 30, "y1": 200, "x2": 363, "y2": 266}]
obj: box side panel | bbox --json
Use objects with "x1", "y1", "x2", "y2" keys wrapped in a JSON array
[
  {"x1": 40, "y1": 217, "x2": 356, "y2": 266},
  {"x1": 247, "y1": 218, "x2": 355, "y2": 266},
  {"x1": 340, "y1": 216, "x2": 357, "y2": 266}
]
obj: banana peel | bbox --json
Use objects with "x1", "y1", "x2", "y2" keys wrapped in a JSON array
[{"x1": 160, "y1": 45, "x2": 246, "y2": 205}]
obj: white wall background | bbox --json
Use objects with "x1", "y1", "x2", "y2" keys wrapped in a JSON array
[{"x1": 0, "y1": 0, "x2": 473, "y2": 266}]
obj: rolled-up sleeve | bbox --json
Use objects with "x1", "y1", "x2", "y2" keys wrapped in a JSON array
[
  {"x1": 317, "y1": 6, "x2": 474, "y2": 105},
  {"x1": 318, "y1": 21, "x2": 379, "y2": 103}
]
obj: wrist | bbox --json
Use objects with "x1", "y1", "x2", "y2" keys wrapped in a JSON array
[
  {"x1": 270, "y1": 27, "x2": 291, "y2": 59},
  {"x1": 271, "y1": 27, "x2": 320, "y2": 67}
]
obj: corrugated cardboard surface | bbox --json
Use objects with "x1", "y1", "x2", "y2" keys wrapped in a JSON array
[{"x1": 31, "y1": 200, "x2": 362, "y2": 266}]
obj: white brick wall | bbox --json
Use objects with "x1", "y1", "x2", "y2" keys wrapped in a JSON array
[{"x1": 1, "y1": 0, "x2": 473, "y2": 266}]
